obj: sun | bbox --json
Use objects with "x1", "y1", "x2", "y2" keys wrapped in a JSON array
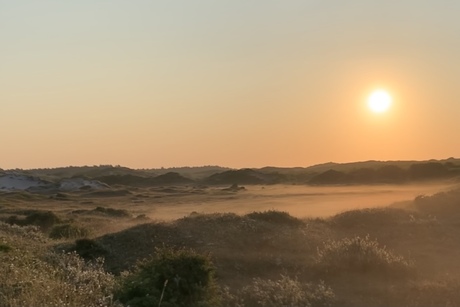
[{"x1": 368, "y1": 90, "x2": 392, "y2": 113}]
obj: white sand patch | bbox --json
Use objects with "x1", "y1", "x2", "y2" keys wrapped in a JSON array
[
  {"x1": 59, "y1": 178, "x2": 110, "y2": 191},
  {"x1": 0, "y1": 174, "x2": 49, "y2": 191}
]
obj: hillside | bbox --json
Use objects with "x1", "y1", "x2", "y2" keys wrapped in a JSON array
[{"x1": 4, "y1": 158, "x2": 460, "y2": 189}]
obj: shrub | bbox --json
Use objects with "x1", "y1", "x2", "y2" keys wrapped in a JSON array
[
  {"x1": 316, "y1": 235, "x2": 414, "y2": 278},
  {"x1": 5, "y1": 215, "x2": 22, "y2": 226},
  {"x1": 6, "y1": 211, "x2": 60, "y2": 231},
  {"x1": 0, "y1": 252, "x2": 115, "y2": 307},
  {"x1": 0, "y1": 221, "x2": 45, "y2": 243},
  {"x1": 414, "y1": 188, "x2": 460, "y2": 219},
  {"x1": 74, "y1": 238, "x2": 108, "y2": 260},
  {"x1": 93, "y1": 206, "x2": 131, "y2": 218},
  {"x1": 0, "y1": 243, "x2": 11, "y2": 252},
  {"x1": 392, "y1": 279, "x2": 460, "y2": 307},
  {"x1": 245, "y1": 210, "x2": 303, "y2": 226},
  {"x1": 0, "y1": 222, "x2": 114, "y2": 307},
  {"x1": 237, "y1": 275, "x2": 335, "y2": 307},
  {"x1": 6, "y1": 211, "x2": 61, "y2": 232},
  {"x1": 24, "y1": 211, "x2": 60, "y2": 231},
  {"x1": 49, "y1": 223, "x2": 91, "y2": 239},
  {"x1": 115, "y1": 247, "x2": 219, "y2": 307},
  {"x1": 330, "y1": 208, "x2": 413, "y2": 228}
]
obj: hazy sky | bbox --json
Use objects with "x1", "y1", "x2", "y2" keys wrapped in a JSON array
[{"x1": 1, "y1": 1, "x2": 459, "y2": 169}]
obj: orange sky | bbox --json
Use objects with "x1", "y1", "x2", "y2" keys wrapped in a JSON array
[{"x1": 1, "y1": 1, "x2": 459, "y2": 169}]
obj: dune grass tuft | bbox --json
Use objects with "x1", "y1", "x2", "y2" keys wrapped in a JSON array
[
  {"x1": 0, "y1": 222, "x2": 114, "y2": 307},
  {"x1": 316, "y1": 235, "x2": 414, "y2": 278},
  {"x1": 234, "y1": 275, "x2": 335, "y2": 307},
  {"x1": 49, "y1": 223, "x2": 91, "y2": 239}
]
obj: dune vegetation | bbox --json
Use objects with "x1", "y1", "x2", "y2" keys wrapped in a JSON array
[{"x1": 1, "y1": 182, "x2": 460, "y2": 306}]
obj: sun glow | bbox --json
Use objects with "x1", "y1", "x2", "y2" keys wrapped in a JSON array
[{"x1": 368, "y1": 90, "x2": 392, "y2": 113}]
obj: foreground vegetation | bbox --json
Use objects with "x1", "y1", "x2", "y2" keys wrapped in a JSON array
[{"x1": 1, "y1": 187, "x2": 460, "y2": 306}]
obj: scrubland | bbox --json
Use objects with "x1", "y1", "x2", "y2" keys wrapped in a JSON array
[{"x1": 1, "y1": 182, "x2": 460, "y2": 306}]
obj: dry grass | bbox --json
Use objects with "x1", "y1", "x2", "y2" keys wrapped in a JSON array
[
  {"x1": 234, "y1": 275, "x2": 335, "y2": 307},
  {"x1": 315, "y1": 235, "x2": 415, "y2": 278},
  {"x1": 0, "y1": 222, "x2": 115, "y2": 307}
]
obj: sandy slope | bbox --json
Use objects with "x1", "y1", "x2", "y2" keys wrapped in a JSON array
[{"x1": 0, "y1": 174, "x2": 49, "y2": 191}]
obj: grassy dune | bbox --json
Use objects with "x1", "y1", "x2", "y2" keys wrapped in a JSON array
[{"x1": 1, "y1": 186, "x2": 460, "y2": 306}]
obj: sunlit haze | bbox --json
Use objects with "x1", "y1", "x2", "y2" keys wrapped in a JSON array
[{"x1": 1, "y1": 1, "x2": 459, "y2": 169}]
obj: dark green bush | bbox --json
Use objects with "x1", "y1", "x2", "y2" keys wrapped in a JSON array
[
  {"x1": 25, "y1": 211, "x2": 60, "y2": 232},
  {"x1": 116, "y1": 247, "x2": 219, "y2": 307},
  {"x1": 6, "y1": 211, "x2": 60, "y2": 232},
  {"x1": 49, "y1": 223, "x2": 91, "y2": 239},
  {"x1": 74, "y1": 238, "x2": 108, "y2": 260},
  {"x1": 5, "y1": 215, "x2": 21, "y2": 226},
  {"x1": 0, "y1": 243, "x2": 11, "y2": 252}
]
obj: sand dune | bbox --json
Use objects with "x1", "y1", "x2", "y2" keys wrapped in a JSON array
[{"x1": 0, "y1": 174, "x2": 49, "y2": 191}]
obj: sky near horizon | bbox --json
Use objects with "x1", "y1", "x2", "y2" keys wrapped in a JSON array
[{"x1": 1, "y1": 1, "x2": 459, "y2": 169}]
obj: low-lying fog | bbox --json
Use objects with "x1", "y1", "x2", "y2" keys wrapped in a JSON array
[{"x1": 147, "y1": 181, "x2": 458, "y2": 220}]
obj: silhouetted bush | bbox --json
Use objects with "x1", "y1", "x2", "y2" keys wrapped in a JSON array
[
  {"x1": 49, "y1": 223, "x2": 91, "y2": 239},
  {"x1": 115, "y1": 247, "x2": 219, "y2": 307},
  {"x1": 205, "y1": 169, "x2": 271, "y2": 185},
  {"x1": 375, "y1": 165, "x2": 407, "y2": 183},
  {"x1": 409, "y1": 162, "x2": 449, "y2": 180},
  {"x1": 349, "y1": 168, "x2": 377, "y2": 183},
  {"x1": 246, "y1": 210, "x2": 303, "y2": 226},
  {"x1": 309, "y1": 169, "x2": 349, "y2": 185}
]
